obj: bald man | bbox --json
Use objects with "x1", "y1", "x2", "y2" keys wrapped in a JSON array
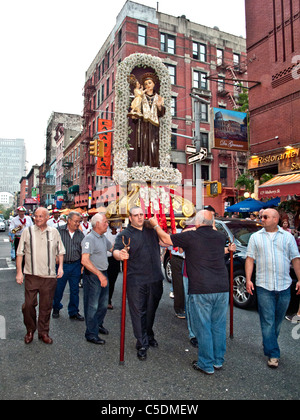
[
  {"x1": 16, "y1": 207, "x2": 65, "y2": 345},
  {"x1": 246, "y1": 208, "x2": 300, "y2": 369},
  {"x1": 149, "y1": 210, "x2": 236, "y2": 375}
]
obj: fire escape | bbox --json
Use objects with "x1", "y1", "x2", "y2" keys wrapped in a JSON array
[{"x1": 80, "y1": 78, "x2": 96, "y2": 193}]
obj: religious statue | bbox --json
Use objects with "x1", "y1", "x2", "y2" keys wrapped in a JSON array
[{"x1": 128, "y1": 72, "x2": 165, "y2": 168}]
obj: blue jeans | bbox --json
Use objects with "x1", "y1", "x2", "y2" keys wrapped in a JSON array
[
  {"x1": 183, "y1": 276, "x2": 195, "y2": 339},
  {"x1": 256, "y1": 286, "x2": 291, "y2": 359},
  {"x1": 83, "y1": 270, "x2": 109, "y2": 340},
  {"x1": 188, "y1": 292, "x2": 229, "y2": 373},
  {"x1": 53, "y1": 260, "x2": 82, "y2": 316}
]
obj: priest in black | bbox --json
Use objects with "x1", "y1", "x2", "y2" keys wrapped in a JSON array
[{"x1": 113, "y1": 206, "x2": 164, "y2": 361}]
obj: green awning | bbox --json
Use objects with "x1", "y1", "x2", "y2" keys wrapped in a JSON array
[
  {"x1": 55, "y1": 190, "x2": 68, "y2": 196},
  {"x1": 68, "y1": 185, "x2": 79, "y2": 194}
]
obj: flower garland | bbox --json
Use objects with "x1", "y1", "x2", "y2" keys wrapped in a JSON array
[{"x1": 113, "y1": 53, "x2": 182, "y2": 185}]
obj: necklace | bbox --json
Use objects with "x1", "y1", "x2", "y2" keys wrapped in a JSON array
[{"x1": 146, "y1": 94, "x2": 154, "y2": 107}]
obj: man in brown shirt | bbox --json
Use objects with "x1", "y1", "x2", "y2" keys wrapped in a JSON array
[{"x1": 16, "y1": 207, "x2": 65, "y2": 344}]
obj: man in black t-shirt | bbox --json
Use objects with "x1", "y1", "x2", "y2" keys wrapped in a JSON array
[
  {"x1": 113, "y1": 207, "x2": 164, "y2": 361},
  {"x1": 149, "y1": 210, "x2": 236, "y2": 375}
]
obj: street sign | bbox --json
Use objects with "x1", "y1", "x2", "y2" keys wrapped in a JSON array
[
  {"x1": 188, "y1": 148, "x2": 207, "y2": 165},
  {"x1": 185, "y1": 145, "x2": 197, "y2": 155}
]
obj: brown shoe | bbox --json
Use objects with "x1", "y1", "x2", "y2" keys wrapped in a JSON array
[
  {"x1": 24, "y1": 331, "x2": 34, "y2": 344},
  {"x1": 38, "y1": 334, "x2": 53, "y2": 344}
]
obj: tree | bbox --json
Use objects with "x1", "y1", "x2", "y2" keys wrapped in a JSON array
[{"x1": 235, "y1": 172, "x2": 254, "y2": 193}]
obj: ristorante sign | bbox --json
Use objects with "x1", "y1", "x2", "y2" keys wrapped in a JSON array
[{"x1": 249, "y1": 148, "x2": 300, "y2": 173}]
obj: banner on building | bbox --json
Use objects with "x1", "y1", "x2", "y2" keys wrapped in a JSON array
[
  {"x1": 96, "y1": 119, "x2": 112, "y2": 177},
  {"x1": 213, "y1": 108, "x2": 248, "y2": 152}
]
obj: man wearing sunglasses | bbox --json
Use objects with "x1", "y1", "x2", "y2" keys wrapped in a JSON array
[{"x1": 246, "y1": 208, "x2": 300, "y2": 369}]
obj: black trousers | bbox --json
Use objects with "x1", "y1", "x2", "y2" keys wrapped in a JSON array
[
  {"x1": 107, "y1": 256, "x2": 120, "y2": 305},
  {"x1": 126, "y1": 280, "x2": 163, "y2": 349},
  {"x1": 170, "y1": 255, "x2": 185, "y2": 314}
]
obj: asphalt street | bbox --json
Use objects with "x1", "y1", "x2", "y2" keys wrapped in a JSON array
[{"x1": 0, "y1": 230, "x2": 299, "y2": 401}]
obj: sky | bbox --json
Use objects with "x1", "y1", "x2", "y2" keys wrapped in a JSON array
[{"x1": 0, "y1": 0, "x2": 246, "y2": 172}]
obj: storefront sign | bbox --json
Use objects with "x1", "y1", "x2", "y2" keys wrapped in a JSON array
[{"x1": 249, "y1": 148, "x2": 300, "y2": 173}]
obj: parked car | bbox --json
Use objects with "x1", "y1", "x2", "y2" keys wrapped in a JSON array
[
  {"x1": 163, "y1": 218, "x2": 299, "y2": 311},
  {"x1": 0, "y1": 219, "x2": 6, "y2": 232}
]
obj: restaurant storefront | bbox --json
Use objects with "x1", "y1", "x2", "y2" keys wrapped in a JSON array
[{"x1": 248, "y1": 146, "x2": 300, "y2": 199}]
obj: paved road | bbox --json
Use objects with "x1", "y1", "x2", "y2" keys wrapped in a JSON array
[{"x1": 0, "y1": 231, "x2": 299, "y2": 401}]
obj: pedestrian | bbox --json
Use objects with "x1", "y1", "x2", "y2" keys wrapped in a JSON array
[
  {"x1": 113, "y1": 206, "x2": 164, "y2": 361},
  {"x1": 81, "y1": 213, "x2": 128, "y2": 344},
  {"x1": 8, "y1": 230, "x2": 15, "y2": 261},
  {"x1": 149, "y1": 210, "x2": 236, "y2": 374},
  {"x1": 80, "y1": 213, "x2": 92, "y2": 236},
  {"x1": 15, "y1": 207, "x2": 65, "y2": 344},
  {"x1": 246, "y1": 208, "x2": 300, "y2": 369},
  {"x1": 52, "y1": 211, "x2": 85, "y2": 321},
  {"x1": 105, "y1": 219, "x2": 122, "y2": 310},
  {"x1": 10, "y1": 206, "x2": 33, "y2": 258},
  {"x1": 47, "y1": 209, "x2": 66, "y2": 228}
]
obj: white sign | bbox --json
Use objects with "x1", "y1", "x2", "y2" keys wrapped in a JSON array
[
  {"x1": 188, "y1": 148, "x2": 207, "y2": 165},
  {"x1": 185, "y1": 145, "x2": 197, "y2": 155}
]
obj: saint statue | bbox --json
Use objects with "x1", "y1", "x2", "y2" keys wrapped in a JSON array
[{"x1": 128, "y1": 72, "x2": 165, "y2": 168}]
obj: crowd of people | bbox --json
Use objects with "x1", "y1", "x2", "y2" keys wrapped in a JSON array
[{"x1": 10, "y1": 204, "x2": 300, "y2": 374}]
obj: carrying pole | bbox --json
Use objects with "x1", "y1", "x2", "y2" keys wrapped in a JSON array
[{"x1": 119, "y1": 237, "x2": 130, "y2": 365}]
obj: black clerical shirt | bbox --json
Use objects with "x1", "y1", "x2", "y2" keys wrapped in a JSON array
[{"x1": 114, "y1": 224, "x2": 164, "y2": 286}]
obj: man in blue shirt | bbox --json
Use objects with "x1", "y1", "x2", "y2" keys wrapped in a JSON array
[{"x1": 246, "y1": 208, "x2": 300, "y2": 368}]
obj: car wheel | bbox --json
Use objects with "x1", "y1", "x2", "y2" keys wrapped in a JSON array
[
  {"x1": 232, "y1": 269, "x2": 256, "y2": 309},
  {"x1": 164, "y1": 256, "x2": 172, "y2": 283}
]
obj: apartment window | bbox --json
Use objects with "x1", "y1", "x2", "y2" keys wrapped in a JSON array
[
  {"x1": 217, "y1": 48, "x2": 223, "y2": 66},
  {"x1": 171, "y1": 128, "x2": 177, "y2": 149},
  {"x1": 193, "y1": 42, "x2": 206, "y2": 62},
  {"x1": 106, "y1": 78, "x2": 110, "y2": 96},
  {"x1": 201, "y1": 165, "x2": 209, "y2": 181},
  {"x1": 200, "y1": 133, "x2": 209, "y2": 150},
  {"x1": 171, "y1": 97, "x2": 177, "y2": 117},
  {"x1": 233, "y1": 53, "x2": 240, "y2": 66},
  {"x1": 220, "y1": 167, "x2": 228, "y2": 186},
  {"x1": 138, "y1": 25, "x2": 147, "y2": 45},
  {"x1": 193, "y1": 70, "x2": 207, "y2": 90},
  {"x1": 200, "y1": 103, "x2": 208, "y2": 122},
  {"x1": 166, "y1": 64, "x2": 176, "y2": 85},
  {"x1": 118, "y1": 29, "x2": 122, "y2": 49},
  {"x1": 161, "y1": 33, "x2": 176, "y2": 54}
]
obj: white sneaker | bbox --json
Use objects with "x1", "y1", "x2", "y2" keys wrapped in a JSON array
[{"x1": 267, "y1": 358, "x2": 279, "y2": 369}]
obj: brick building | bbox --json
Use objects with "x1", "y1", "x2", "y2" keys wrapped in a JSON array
[
  {"x1": 246, "y1": 0, "x2": 300, "y2": 199},
  {"x1": 78, "y1": 0, "x2": 248, "y2": 214}
]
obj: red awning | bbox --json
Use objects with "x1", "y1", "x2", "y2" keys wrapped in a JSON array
[{"x1": 258, "y1": 173, "x2": 300, "y2": 199}]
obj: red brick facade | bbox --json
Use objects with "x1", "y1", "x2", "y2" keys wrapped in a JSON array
[{"x1": 246, "y1": 0, "x2": 300, "y2": 159}]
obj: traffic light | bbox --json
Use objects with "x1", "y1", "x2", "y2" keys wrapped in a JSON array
[
  {"x1": 89, "y1": 140, "x2": 98, "y2": 156},
  {"x1": 90, "y1": 139, "x2": 105, "y2": 157},
  {"x1": 206, "y1": 181, "x2": 222, "y2": 197}
]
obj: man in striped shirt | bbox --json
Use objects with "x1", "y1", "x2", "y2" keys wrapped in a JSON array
[
  {"x1": 246, "y1": 208, "x2": 300, "y2": 369},
  {"x1": 16, "y1": 207, "x2": 65, "y2": 344},
  {"x1": 52, "y1": 211, "x2": 85, "y2": 321}
]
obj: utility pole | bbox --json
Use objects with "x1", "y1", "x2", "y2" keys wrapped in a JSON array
[{"x1": 190, "y1": 94, "x2": 211, "y2": 211}]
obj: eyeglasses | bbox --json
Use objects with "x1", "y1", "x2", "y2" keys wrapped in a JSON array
[{"x1": 262, "y1": 215, "x2": 269, "y2": 220}]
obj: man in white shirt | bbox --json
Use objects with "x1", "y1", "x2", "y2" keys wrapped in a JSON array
[
  {"x1": 10, "y1": 206, "x2": 33, "y2": 257},
  {"x1": 246, "y1": 208, "x2": 300, "y2": 368},
  {"x1": 80, "y1": 213, "x2": 92, "y2": 236},
  {"x1": 47, "y1": 209, "x2": 66, "y2": 228}
]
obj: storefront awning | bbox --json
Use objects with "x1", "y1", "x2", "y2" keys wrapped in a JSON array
[{"x1": 258, "y1": 173, "x2": 300, "y2": 199}]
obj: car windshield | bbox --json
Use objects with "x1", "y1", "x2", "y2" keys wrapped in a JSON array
[{"x1": 224, "y1": 221, "x2": 262, "y2": 246}]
